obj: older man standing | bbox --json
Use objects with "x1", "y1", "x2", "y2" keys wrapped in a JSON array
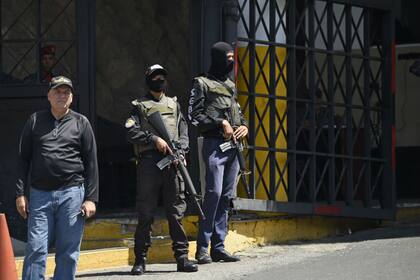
[{"x1": 15, "y1": 76, "x2": 99, "y2": 280}]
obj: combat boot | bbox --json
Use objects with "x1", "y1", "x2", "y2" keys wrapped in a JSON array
[
  {"x1": 195, "y1": 247, "x2": 212, "y2": 264},
  {"x1": 176, "y1": 257, "x2": 198, "y2": 272},
  {"x1": 131, "y1": 258, "x2": 146, "y2": 275},
  {"x1": 210, "y1": 249, "x2": 240, "y2": 262}
]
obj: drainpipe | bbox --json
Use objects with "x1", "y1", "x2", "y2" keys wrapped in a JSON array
[{"x1": 222, "y1": 0, "x2": 240, "y2": 45}]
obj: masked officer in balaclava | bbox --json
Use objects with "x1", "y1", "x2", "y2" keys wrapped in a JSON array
[
  {"x1": 126, "y1": 64, "x2": 198, "y2": 275},
  {"x1": 188, "y1": 42, "x2": 248, "y2": 264}
]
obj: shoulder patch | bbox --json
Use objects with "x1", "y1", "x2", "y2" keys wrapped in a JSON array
[
  {"x1": 225, "y1": 78, "x2": 236, "y2": 87},
  {"x1": 125, "y1": 118, "x2": 135, "y2": 128}
]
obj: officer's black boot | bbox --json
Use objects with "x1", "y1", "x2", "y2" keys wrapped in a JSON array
[
  {"x1": 131, "y1": 258, "x2": 146, "y2": 275},
  {"x1": 176, "y1": 257, "x2": 198, "y2": 272},
  {"x1": 195, "y1": 247, "x2": 212, "y2": 264},
  {"x1": 210, "y1": 249, "x2": 240, "y2": 262}
]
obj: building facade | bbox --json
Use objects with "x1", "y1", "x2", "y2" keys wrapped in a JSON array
[{"x1": 0, "y1": 0, "x2": 399, "y2": 240}]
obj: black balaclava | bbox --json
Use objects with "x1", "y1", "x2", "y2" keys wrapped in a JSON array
[
  {"x1": 146, "y1": 73, "x2": 167, "y2": 92},
  {"x1": 208, "y1": 41, "x2": 234, "y2": 81}
]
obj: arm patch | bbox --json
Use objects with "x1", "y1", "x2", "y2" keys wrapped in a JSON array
[{"x1": 125, "y1": 118, "x2": 135, "y2": 128}]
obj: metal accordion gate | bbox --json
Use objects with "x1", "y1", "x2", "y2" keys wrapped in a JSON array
[{"x1": 231, "y1": 0, "x2": 395, "y2": 219}]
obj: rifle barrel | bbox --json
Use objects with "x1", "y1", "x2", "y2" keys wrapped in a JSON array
[
  {"x1": 148, "y1": 111, "x2": 206, "y2": 220},
  {"x1": 236, "y1": 146, "x2": 252, "y2": 198},
  {"x1": 179, "y1": 163, "x2": 206, "y2": 220}
]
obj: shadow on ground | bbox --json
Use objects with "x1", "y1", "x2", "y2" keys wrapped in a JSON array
[{"x1": 288, "y1": 220, "x2": 420, "y2": 246}]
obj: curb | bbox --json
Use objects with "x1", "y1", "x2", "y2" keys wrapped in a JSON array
[
  {"x1": 15, "y1": 203, "x2": 420, "y2": 278},
  {"x1": 15, "y1": 214, "x2": 377, "y2": 278}
]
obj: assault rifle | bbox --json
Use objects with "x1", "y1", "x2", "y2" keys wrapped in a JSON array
[
  {"x1": 148, "y1": 111, "x2": 206, "y2": 220},
  {"x1": 219, "y1": 138, "x2": 252, "y2": 198},
  {"x1": 212, "y1": 78, "x2": 253, "y2": 199}
]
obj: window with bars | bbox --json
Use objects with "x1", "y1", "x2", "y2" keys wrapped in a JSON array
[{"x1": 0, "y1": 0, "x2": 77, "y2": 85}]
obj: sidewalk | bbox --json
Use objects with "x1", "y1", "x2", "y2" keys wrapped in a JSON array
[
  {"x1": 75, "y1": 219, "x2": 420, "y2": 280},
  {"x1": 14, "y1": 200, "x2": 420, "y2": 278}
]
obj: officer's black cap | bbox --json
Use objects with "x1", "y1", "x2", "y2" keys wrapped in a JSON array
[{"x1": 145, "y1": 64, "x2": 168, "y2": 78}]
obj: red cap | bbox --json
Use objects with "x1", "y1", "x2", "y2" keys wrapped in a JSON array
[{"x1": 40, "y1": 45, "x2": 56, "y2": 56}]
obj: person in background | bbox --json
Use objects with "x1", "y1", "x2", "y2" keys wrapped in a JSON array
[{"x1": 24, "y1": 44, "x2": 57, "y2": 83}]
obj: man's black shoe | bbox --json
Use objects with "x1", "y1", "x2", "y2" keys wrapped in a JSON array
[
  {"x1": 176, "y1": 257, "x2": 198, "y2": 272},
  {"x1": 195, "y1": 249, "x2": 212, "y2": 264},
  {"x1": 210, "y1": 250, "x2": 240, "y2": 262},
  {"x1": 131, "y1": 260, "x2": 146, "y2": 275}
]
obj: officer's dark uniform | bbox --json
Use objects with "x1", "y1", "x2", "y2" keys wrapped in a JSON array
[
  {"x1": 126, "y1": 64, "x2": 197, "y2": 274},
  {"x1": 188, "y1": 42, "x2": 247, "y2": 264}
]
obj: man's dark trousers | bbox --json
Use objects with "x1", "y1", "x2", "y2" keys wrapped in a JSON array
[
  {"x1": 197, "y1": 137, "x2": 239, "y2": 252},
  {"x1": 134, "y1": 152, "x2": 189, "y2": 261}
]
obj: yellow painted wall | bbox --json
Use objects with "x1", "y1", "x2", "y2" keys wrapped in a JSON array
[{"x1": 236, "y1": 46, "x2": 288, "y2": 201}]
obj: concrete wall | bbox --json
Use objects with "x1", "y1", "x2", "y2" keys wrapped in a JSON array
[
  {"x1": 95, "y1": 0, "x2": 191, "y2": 127},
  {"x1": 94, "y1": 0, "x2": 193, "y2": 209}
]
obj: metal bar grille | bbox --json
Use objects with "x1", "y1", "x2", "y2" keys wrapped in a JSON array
[{"x1": 234, "y1": 0, "x2": 395, "y2": 219}]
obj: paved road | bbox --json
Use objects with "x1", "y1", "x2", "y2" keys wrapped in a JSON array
[{"x1": 76, "y1": 221, "x2": 420, "y2": 280}]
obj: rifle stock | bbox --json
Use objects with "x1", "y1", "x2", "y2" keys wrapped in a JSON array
[{"x1": 148, "y1": 111, "x2": 172, "y2": 143}]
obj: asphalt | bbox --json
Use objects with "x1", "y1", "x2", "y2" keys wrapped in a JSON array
[{"x1": 75, "y1": 220, "x2": 420, "y2": 280}]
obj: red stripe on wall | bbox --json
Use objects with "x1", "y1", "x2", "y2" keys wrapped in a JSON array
[{"x1": 314, "y1": 205, "x2": 342, "y2": 215}]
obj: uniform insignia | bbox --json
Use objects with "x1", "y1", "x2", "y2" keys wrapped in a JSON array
[
  {"x1": 55, "y1": 77, "x2": 69, "y2": 83},
  {"x1": 125, "y1": 118, "x2": 135, "y2": 128}
]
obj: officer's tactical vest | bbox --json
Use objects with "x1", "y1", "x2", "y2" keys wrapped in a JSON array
[
  {"x1": 195, "y1": 76, "x2": 242, "y2": 127},
  {"x1": 132, "y1": 94, "x2": 179, "y2": 154}
]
